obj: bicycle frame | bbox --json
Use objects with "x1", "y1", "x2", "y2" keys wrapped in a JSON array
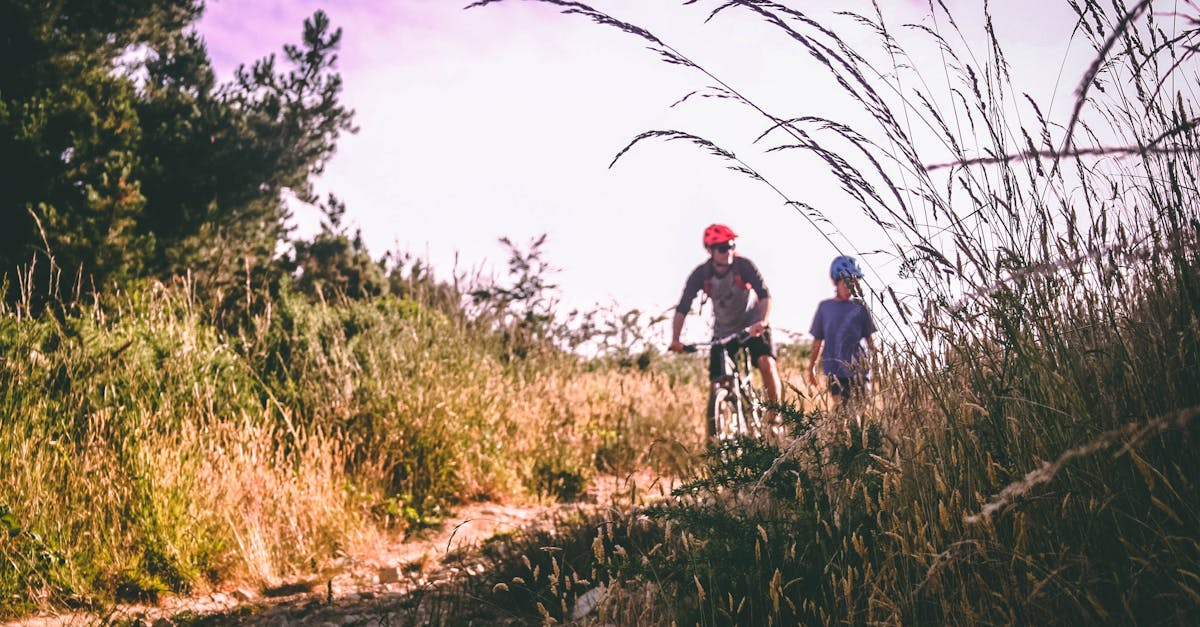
[{"x1": 683, "y1": 328, "x2": 765, "y2": 440}]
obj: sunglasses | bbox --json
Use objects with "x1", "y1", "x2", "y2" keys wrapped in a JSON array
[{"x1": 708, "y1": 242, "x2": 735, "y2": 253}]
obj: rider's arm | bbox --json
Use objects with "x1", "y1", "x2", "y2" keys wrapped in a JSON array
[
  {"x1": 751, "y1": 296, "x2": 772, "y2": 336},
  {"x1": 737, "y1": 257, "x2": 770, "y2": 300},
  {"x1": 671, "y1": 267, "x2": 705, "y2": 352},
  {"x1": 859, "y1": 303, "x2": 878, "y2": 372},
  {"x1": 807, "y1": 303, "x2": 826, "y2": 385},
  {"x1": 670, "y1": 311, "x2": 687, "y2": 351},
  {"x1": 807, "y1": 338, "x2": 824, "y2": 385},
  {"x1": 737, "y1": 257, "x2": 771, "y2": 336}
]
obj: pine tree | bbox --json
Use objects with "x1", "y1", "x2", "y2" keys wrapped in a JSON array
[
  {"x1": 0, "y1": 2, "x2": 356, "y2": 301},
  {"x1": 0, "y1": 0, "x2": 199, "y2": 294},
  {"x1": 135, "y1": 10, "x2": 356, "y2": 292}
]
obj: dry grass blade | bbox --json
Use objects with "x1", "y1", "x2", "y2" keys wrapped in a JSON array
[
  {"x1": 925, "y1": 141, "x2": 1200, "y2": 171},
  {"x1": 1056, "y1": 0, "x2": 1154, "y2": 169},
  {"x1": 608, "y1": 129, "x2": 750, "y2": 176},
  {"x1": 761, "y1": 121, "x2": 915, "y2": 233},
  {"x1": 966, "y1": 406, "x2": 1200, "y2": 524}
]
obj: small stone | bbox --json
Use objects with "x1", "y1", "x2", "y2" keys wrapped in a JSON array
[
  {"x1": 232, "y1": 588, "x2": 256, "y2": 602},
  {"x1": 377, "y1": 566, "x2": 401, "y2": 584},
  {"x1": 572, "y1": 586, "x2": 605, "y2": 620}
]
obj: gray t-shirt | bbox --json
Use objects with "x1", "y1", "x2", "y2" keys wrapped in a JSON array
[
  {"x1": 809, "y1": 298, "x2": 876, "y2": 378},
  {"x1": 676, "y1": 256, "x2": 770, "y2": 337}
]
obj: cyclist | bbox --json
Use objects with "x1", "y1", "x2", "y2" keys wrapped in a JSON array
[
  {"x1": 669, "y1": 224, "x2": 782, "y2": 435},
  {"x1": 806, "y1": 255, "x2": 877, "y2": 405}
]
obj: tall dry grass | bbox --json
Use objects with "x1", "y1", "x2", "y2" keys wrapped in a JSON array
[
  {"x1": 466, "y1": 0, "x2": 1200, "y2": 624},
  {"x1": 0, "y1": 273, "x2": 704, "y2": 617}
]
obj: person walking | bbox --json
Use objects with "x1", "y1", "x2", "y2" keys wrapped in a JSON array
[{"x1": 806, "y1": 255, "x2": 876, "y2": 406}]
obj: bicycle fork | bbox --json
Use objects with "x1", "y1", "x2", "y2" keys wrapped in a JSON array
[{"x1": 708, "y1": 375, "x2": 747, "y2": 439}]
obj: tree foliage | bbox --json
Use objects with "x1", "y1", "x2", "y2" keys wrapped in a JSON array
[
  {"x1": 0, "y1": 0, "x2": 356, "y2": 300},
  {"x1": 285, "y1": 194, "x2": 386, "y2": 301}
]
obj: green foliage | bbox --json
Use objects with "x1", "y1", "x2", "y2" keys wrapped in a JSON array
[
  {"x1": 469, "y1": 233, "x2": 673, "y2": 367},
  {"x1": 382, "y1": 251, "x2": 463, "y2": 318},
  {"x1": 0, "y1": 2, "x2": 355, "y2": 303},
  {"x1": 135, "y1": 10, "x2": 355, "y2": 292},
  {"x1": 469, "y1": 405, "x2": 889, "y2": 626},
  {"x1": 0, "y1": 504, "x2": 73, "y2": 616},
  {"x1": 0, "y1": 270, "x2": 700, "y2": 617},
  {"x1": 531, "y1": 458, "x2": 590, "y2": 501},
  {"x1": 633, "y1": 410, "x2": 886, "y2": 626},
  {"x1": 112, "y1": 568, "x2": 169, "y2": 604},
  {"x1": 285, "y1": 195, "x2": 387, "y2": 301},
  {"x1": 0, "y1": 0, "x2": 197, "y2": 291},
  {"x1": 472, "y1": 509, "x2": 622, "y2": 624},
  {"x1": 470, "y1": 233, "x2": 562, "y2": 361},
  {"x1": 232, "y1": 286, "x2": 480, "y2": 520}
]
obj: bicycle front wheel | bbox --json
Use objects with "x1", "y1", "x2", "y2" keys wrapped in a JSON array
[
  {"x1": 739, "y1": 381, "x2": 767, "y2": 438},
  {"x1": 709, "y1": 386, "x2": 741, "y2": 441}
]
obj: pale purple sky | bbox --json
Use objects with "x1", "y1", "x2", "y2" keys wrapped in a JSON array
[{"x1": 196, "y1": 0, "x2": 1097, "y2": 342}]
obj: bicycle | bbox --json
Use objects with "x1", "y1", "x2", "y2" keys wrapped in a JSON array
[{"x1": 682, "y1": 327, "x2": 767, "y2": 441}]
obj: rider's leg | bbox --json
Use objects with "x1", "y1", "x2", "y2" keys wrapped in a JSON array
[
  {"x1": 704, "y1": 381, "x2": 717, "y2": 439},
  {"x1": 745, "y1": 331, "x2": 781, "y2": 424},
  {"x1": 756, "y1": 354, "x2": 782, "y2": 423},
  {"x1": 828, "y1": 375, "x2": 860, "y2": 427},
  {"x1": 846, "y1": 373, "x2": 867, "y2": 428}
]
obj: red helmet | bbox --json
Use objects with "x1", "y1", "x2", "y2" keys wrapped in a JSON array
[{"x1": 702, "y1": 223, "x2": 737, "y2": 247}]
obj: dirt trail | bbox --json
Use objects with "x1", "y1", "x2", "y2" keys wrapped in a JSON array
[{"x1": 6, "y1": 471, "x2": 675, "y2": 626}]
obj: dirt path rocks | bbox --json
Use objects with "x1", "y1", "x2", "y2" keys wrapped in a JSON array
[{"x1": 6, "y1": 471, "x2": 672, "y2": 626}]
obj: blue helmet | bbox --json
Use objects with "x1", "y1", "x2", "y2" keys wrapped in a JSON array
[{"x1": 830, "y1": 255, "x2": 864, "y2": 281}]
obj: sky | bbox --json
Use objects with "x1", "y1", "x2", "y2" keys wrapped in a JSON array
[{"x1": 195, "y1": 0, "x2": 1099, "y2": 345}]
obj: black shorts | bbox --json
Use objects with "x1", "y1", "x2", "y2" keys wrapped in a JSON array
[{"x1": 709, "y1": 330, "x2": 776, "y2": 382}]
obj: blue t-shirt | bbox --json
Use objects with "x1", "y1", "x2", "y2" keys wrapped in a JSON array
[{"x1": 809, "y1": 298, "x2": 876, "y2": 378}]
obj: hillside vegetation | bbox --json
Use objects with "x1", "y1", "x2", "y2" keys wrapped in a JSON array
[
  {"x1": 452, "y1": 1, "x2": 1200, "y2": 625},
  {"x1": 0, "y1": 260, "x2": 711, "y2": 616},
  {"x1": 0, "y1": 5, "x2": 711, "y2": 615},
  {"x1": 3, "y1": 0, "x2": 1199, "y2": 625}
]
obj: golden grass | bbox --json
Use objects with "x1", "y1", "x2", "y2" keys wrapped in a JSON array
[{"x1": 0, "y1": 285, "x2": 709, "y2": 615}]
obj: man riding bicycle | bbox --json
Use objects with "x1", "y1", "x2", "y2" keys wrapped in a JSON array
[{"x1": 669, "y1": 224, "x2": 782, "y2": 436}]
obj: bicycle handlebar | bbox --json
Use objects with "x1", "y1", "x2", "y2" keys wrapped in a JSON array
[{"x1": 680, "y1": 324, "x2": 765, "y2": 353}]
